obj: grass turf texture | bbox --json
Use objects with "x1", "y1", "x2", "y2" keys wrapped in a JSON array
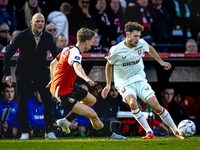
[{"x1": 0, "y1": 136, "x2": 200, "y2": 150}]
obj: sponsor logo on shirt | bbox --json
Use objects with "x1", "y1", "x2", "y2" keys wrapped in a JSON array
[
  {"x1": 122, "y1": 56, "x2": 126, "y2": 59},
  {"x1": 122, "y1": 58, "x2": 140, "y2": 66},
  {"x1": 75, "y1": 56, "x2": 80, "y2": 60},
  {"x1": 34, "y1": 115, "x2": 44, "y2": 119}
]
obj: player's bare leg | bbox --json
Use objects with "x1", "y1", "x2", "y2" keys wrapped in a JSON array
[
  {"x1": 72, "y1": 102, "x2": 104, "y2": 129},
  {"x1": 58, "y1": 102, "x2": 127, "y2": 140},
  {"x1": 125, "y1": 94, "x2": 155, "y2": 139},
  {"x1": 64, "y1": 92, "x2": 96, "y2": 122},
  {"x1": 80, "y1": 92, "x2": 96, "y2": 107},
  {"x1": 147, "y1": 96, "x2": 187, "y2": 139}
]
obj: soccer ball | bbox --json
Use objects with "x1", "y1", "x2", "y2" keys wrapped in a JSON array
[{"x1": 178, "y1": 119, "x2": 196, "y2": 137}]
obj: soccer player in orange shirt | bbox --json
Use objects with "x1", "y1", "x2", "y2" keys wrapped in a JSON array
[{"x1": 47, "y1": 27, "x2": 126, "y2": 140}]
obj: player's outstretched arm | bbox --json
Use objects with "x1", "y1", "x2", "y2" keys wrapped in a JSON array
[
  {"x1": 102, "y1": 62, "x2": 112, "y2": 99},
  {"x1": 73, "y1": 62, "x2": 96, "y2": 86},
  {"x1": 149, "y1": 45, "x2": 171, "y2": 70},
  {"x1": 46, "y1": 58, "x2": 59, "y2": 88}
]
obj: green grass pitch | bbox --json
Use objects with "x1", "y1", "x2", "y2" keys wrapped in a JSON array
[{"x1": 0, "y1": 136, "x2": 200, "y2": 150}]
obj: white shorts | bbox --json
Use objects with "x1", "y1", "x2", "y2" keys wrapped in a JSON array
[{"x1": 118, "y1": 80, "x2": 155, "y2": 103}]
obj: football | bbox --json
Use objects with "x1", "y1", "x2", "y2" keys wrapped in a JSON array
[{"x1": 178, "y1": 119, "x2": 196, "y2": 137}]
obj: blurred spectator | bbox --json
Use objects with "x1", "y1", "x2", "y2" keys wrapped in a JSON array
[
  {"x1": 1, "y1": 30, "x2": 20, "y2": 56},
  {"x1": 198, "y1": 32, "x2": 200, "y2": 50},
  {"x1": 55, "y1": 34, "x2": 67, "y2": 52},
  {"x1": 0, "y1": 0, "x2": 17, "y2": 35},
  {"x1": 116, "y1": 33, "x2": 126, "y2": 44},
  {"x1": 167, "y1": 0, "x2": 192, "y2": 45},
  {"x1": 16, "y1": 0, "x2": 43, "y2": 31},
  {"x1": 186, "y1": 0, "x2": 200, "y2": 41},
  {"x1": 47, "y1": 2, "x2": 71, "y2": 46},
  {"x1": 119, "y1": 0, "x2": 127, "y2": 14},
  {"x1": 27, "y1": 90, "x2": 45, "y2": 137},
  {"x1": 185, "y1": 38, "x2": 198, "y2": 53},
  {"x1": 157, "y1": 84, "x2": 189, "y2": 127},
  {"x1": 150, "y1": 0, "x2": 171, "y2": 53},
  {"x1": 88, "y1": 32, "x2": 107, "y2": 53},
  {"x1": 37, "y1": 0, "x2": 62, "y2": 19},
  {"x1": 173, "y1": 88, "x2": 189, "y2": 118},
  {"x1": 0, "y1": 83, "x2": 19, "y2": 138},
  {"x1": 179, "y1": 95, "x2": 200, "y2": 122},
  {"x1": 45, "y1": 23, "x2": 58, "y2": 41},
  {"x1": 124, "y1": 0, "x2": 155, "y2": 45},
  {"x1": 0, "y1": 23, "x2": 10, "y2": 50},
  {"x1": 95, "y1": 82, "x2": 103, "y2": 94},
  {"x1": 68, "y1": 0, "x2": 97, "y2": 37},
  {"x1": 106, "y1": 0, "x2": 124, "y2": 47},
  {"x1": 93, "y1": 0, "x2": 110, "y2": 49}
]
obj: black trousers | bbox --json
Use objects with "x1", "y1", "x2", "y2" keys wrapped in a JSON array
[{"x1": 15, "y1": 67, "x2": 54, "y2": 133}]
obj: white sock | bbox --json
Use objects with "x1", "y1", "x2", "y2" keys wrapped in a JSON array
[
  {"x1": 157, "y1": 107, "x2": 178, "y2": 134},
  {"x1": 132, "y1": 108, "x2": 153, "y2": 133}
]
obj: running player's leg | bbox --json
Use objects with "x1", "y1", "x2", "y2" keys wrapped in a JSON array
[
  {"x1": 80, "y1": 92, "x2": 96, "y2": 107},
  {"x1": 125, "y1": 94, "x2": 154, "y2": 135},
  {"x1": 72, "y1": 102, "x2": 127, "y2": 140},
  {"x1": 147, "y1": 96, "x2": 177, "y2": 133},
  {"x1": 147, "y1": 96, "x2": 186, "y2": 139},
  {"x1": 65, "y1": 92, "x2": 96, "y2": 121},
  {"x1": 72, "y1": 102, "x2": 103, "y2": 130},
  {"x1": 64, "y1": 84, "x2": 94, "y2": 121}
]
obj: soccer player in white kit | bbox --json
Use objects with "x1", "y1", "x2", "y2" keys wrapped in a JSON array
[{"x1": 101, "y1": 22, "x2": 187, "y2": 139}]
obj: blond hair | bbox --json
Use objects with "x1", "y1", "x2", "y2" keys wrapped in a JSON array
[
  {"x1": 22, "y1": 1, "x2": 42, "y2": 27},
  {"x1": 77, "y1": 28, "x2": 95, "y2": 43}
]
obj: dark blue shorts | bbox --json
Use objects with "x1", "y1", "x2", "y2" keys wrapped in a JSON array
[{"x1": 59, "y1": 83, "x2": 88, "y2": 110}]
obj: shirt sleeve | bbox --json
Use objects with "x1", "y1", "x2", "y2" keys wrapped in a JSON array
[
  {"x1": 140, "y1": 39, "x2": 150, "y2": 53},
  {"x1": 68, "y1": 50, "x2": 82, "y2": 66},
  {"x1": 56, "y1": 53, "x2": 61, "y2": 61},
  {"x1": 105, "y1": 46, "x2": 117, "y2": 65}
]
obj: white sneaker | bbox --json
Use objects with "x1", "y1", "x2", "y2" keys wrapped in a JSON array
[
  {"x1": 19, "y1": 133, "x2": 29, "y2": 140},
  {"x1": 45, "y1": 132, "x2": 58, "y2": 140},
  {"x1": 56, "y1": 118, "x2": 71, "y2": 134},
  {"x1": 108, "y1": 133, "x2": 127, "y2": 140}
]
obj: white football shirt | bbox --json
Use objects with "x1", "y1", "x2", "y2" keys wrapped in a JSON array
[{"x1": 105, "y1": 39, "x2": 149, "y2": 90}]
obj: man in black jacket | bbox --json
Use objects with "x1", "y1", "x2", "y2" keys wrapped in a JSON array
[{"x1": 3, "y1": 13, "x2": 59, "y2": 140}]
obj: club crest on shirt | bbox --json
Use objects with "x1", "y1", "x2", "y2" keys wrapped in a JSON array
[
  {"x1": 138, "y1": 49, "x2": 141, "y2": 55},
  {"x1": 121, "y1": 87, "x2": 126, "y2": 93},
  {"x1": 75, "y1": 56, "x2": 80, "y2": 60},
  {"x1": 69, "y1": 98, "x2": 75, "y2": 103}
]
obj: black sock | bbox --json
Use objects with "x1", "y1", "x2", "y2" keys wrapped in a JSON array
[
  {"x1": 98, "y1": 125, "x2": 113, "y2": 137},
  {"x1": 65, "y1": 111, "x2": 79, "y2": 121}
]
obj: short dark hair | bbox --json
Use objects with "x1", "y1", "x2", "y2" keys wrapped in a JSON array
[
  {"x1": 77, "y1": 27, "x2": 95, "y2": 43},
  {"x1": 124, "y1": 22, "x2": 144, "y2": 33},
  {"x1": 1, "y1": 82, "x2": 15, "y2": 92},
  {"x1": 60, "y1": 2, "x2": 71, "y2": 12},
  {"x1": 55, "y1": 34, "x2": 65, "y2": 43},
  {"x1": 162, "y1": 83, "x2": 174, "y2": 92}
]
